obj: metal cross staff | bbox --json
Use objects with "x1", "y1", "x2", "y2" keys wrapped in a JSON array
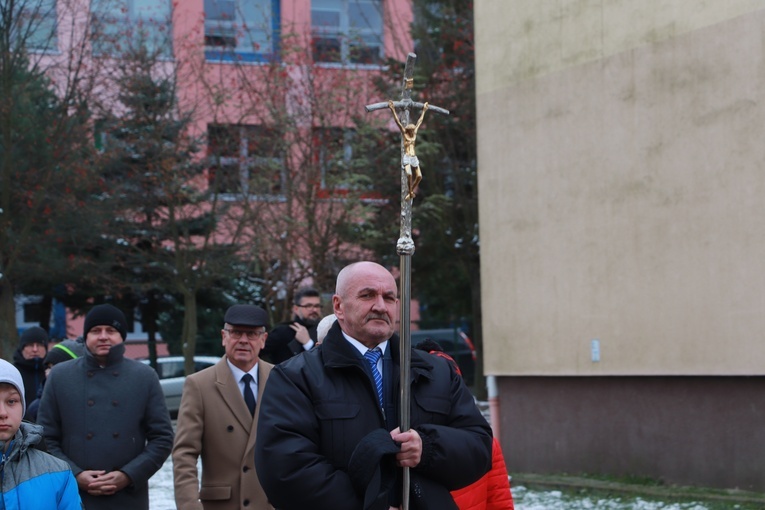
[{"x1": 365, "y1": 52, "x2": 449, "y2": 510}]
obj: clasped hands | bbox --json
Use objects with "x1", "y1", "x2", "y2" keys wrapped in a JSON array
[{"x1": 77, "y1": 469, "x2": 130, "y2": 496}]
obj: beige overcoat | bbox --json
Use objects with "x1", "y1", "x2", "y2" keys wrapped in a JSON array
[{"x1": 173, "y1": 358, "x2": 274, "y2": 510}]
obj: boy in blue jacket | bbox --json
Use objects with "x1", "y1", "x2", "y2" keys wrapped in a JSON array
[{"x1": 0, "y1": 358, "x2": 82, "y2": 509}]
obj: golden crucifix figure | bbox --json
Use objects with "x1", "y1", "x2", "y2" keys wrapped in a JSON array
[
  {"x1": 388, "y1": 100, "x2": 429, "y2": 199},
  {"x1": 365, "y1": 53, "x2": 449, "y2": 510}
]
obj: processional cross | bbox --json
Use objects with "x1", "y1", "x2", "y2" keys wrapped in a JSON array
[{"x1": 365, "y1": 52, "x2": 449, "y2": 510}]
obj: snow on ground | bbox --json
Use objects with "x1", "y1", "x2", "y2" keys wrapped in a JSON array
[
  {"x1": 511, "y1": 485, "x2": 712, "y2": 510},
  {"x1": 149, "y1": 401, "x2": 720, "y2": 509},
  {"x1": 148, "y1": 457, "x2": 716, "y2": 510},
  {"x1": 149, "y1": 455, "x2": 176, "y2": 510}
]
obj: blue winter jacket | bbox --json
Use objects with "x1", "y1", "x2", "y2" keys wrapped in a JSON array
[{"x1": 0, "y1": 422, "x2": 82, "y2": 510}]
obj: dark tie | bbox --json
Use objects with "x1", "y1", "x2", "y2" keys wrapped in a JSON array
[
  {"x1": 241, "y1": 373, "x2": 256, "y2": 416},
  {"x1": 363, "y1": 347, "x2": 383, "y2": 408}
]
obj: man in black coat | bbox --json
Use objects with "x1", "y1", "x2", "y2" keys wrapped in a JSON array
[
  {"x1": 260, "y1": 287, "x2": 322, "y2": 364},
  {"x1": 255, "y1": 262, "x2": 492, "y2": 510},
  {"x1": 13, "y1": 326, "x2": 49, "y2": 412}
]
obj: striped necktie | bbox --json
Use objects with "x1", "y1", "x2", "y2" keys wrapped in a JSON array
[{"x1": 363, "y1": 347, "x2": 383, "y2": 408}]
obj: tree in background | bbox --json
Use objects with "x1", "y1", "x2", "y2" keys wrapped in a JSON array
[
  {"x1": 0, "y1": 0, "x2": 103, "y2": 356},
  {"x1": 371, "y1": 0, "x2": 483, "y2": 394},
  {"x1": 3, "y1": 1, "x2": 405, "y2": 373},
  {"x1": 89, "y1": 34, "x2": 249, "y2": 374},
  {"x1": 181, "y1": 26, "x2": 396, "y2": 324},
  {"x1": 75, "y1": 11, "x2": 399, "y2": 373}
]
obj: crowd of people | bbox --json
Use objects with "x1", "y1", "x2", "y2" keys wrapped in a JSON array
[{"x1": 5, "y1": 261, "x2": 514, "y2": 510}]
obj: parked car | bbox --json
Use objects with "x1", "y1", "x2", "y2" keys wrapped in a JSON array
[
  {"x1": 410, "y1": 328, "x2": 476, "y2": 387},
  {"x1": 141, "y1": 356, "x2": 220, "y2": 417}
]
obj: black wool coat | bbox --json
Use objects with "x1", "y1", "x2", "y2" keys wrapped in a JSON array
[
  {"x1": 255, "y1": 322, "x2": 492, "y2": 510},
  {"x1": 12, "y1": 349, "x2": 46, "y2": 409},
  {"x1": 260, "y1": 316, "x2": 318, "y2": 364}
]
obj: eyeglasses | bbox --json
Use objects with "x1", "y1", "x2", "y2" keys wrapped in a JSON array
[
  {"x1": 224, "y1": 329, "x2": 266, "y2": 340},
  {"x1": 296, "y1": 304, "x2": 322, "y2": 310}
]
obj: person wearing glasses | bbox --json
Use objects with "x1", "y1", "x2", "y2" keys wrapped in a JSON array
[
  {"x1": 172, "y1": 304, "x2": 274, "y2": 510},
  {"x1": 260, "y1": 287, "x2": 323, "y2": 364}
]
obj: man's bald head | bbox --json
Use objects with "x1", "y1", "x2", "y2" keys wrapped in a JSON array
[{"x1": 333, "y1": 262, "x2": 399, "y2": 348}]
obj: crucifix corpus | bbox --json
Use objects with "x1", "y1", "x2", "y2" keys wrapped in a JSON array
[{"x1": 365, "y1": 52, "x2": 449, "y2": 510}]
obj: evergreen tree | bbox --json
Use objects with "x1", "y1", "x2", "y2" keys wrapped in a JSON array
[
  {"x1": 186, "y1": 27, "x2": 397, "y2": 322},
  {"x1": 371, "y1": 0, "x2": 483, "y2": 393},
  {"x1": 95, "y1": 42, "x2": 250, "y2": 371},
  {"x1": 0, "y1": 0, "x2": 99, "y2": 355}
]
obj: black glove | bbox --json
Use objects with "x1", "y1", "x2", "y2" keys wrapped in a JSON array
[{"x1": 347, "y1": 428, "x2": 401, "y2": 510}]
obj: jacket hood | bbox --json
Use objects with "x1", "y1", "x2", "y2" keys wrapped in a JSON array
[{"x1": 0, "y1": 422, "x2": 43, "y2": 462}]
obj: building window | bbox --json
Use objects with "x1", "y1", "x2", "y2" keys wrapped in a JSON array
[
  {"x1": 93, "y1": 119, "x2": 109, "y2": 152},
  {"x1": 312, "y1": 126, "x2": 383, "y2": 195},
  {"x1": 15, "y1": 0, "x2": 58, "y2": 52},
  {"x1": 204, "y1": 0, "x2": 280, "y2": 62},
  {"x1": 311, "y1": 0, "x2": 383, "y2": 64},
  {"x1": 207, "y1": 124, "x2": 284, "y2": 197},
  {"x1": 14, "y1": 294, "x2": 66, "y2": 340},
  {"x1": 91, "y1": 0, "x2": 173, "y2": 57},
  {"x1": 22, "y1": 301, "x2": 45, "y2": 325},
  {"x1": 313, "y1": 127, "x2": 354, "y2": 189}
]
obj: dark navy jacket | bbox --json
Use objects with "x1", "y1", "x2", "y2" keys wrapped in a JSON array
[
  {"x1": 261, "y1": 317, "x2": 318, "y2": 364},
  {"x1": 255, "y1": 322, "x2": 492, "y2": 510},
  {"x1": 12, "y1": 351, "x2": 45, "y2": 411}
]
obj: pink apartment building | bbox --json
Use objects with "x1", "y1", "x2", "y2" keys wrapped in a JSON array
[{"x1": 18, "y1": 0, "x2": 417, "y2": 355}]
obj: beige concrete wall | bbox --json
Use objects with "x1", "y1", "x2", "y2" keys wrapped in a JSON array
[
  {"x1": 476, "y1": 2, "x2": 765, "y2": 375},
  {"x1": 476, "y1": 0, "x2": 765, "y2": 92}
]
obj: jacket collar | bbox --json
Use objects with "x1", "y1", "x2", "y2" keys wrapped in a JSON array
[
  {"x1": 0, "y1": 422, "x2": 43, "y2": 465},
  {"x1": 322, "y1": 322, "x2": 433, "y2": 381},
  {"x1": 84, "y1": 341, "x2": 126, "y2": 368},
  {"x1": 321, "y1": 322, "x2": 368, "y2": 368},
  {"x1": 292, "y1": 315, "x2": 314, "y2": 328},
  {"x1": 11, "y1": 350, "x2": 44, "y2": 369}
]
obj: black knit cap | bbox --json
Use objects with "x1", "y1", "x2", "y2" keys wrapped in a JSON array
[
  {"x1": 223, "y1": 304, "x2": 269, "y2": 328},
  {"x1": 19, "y1": 326, "x2": 49, "y2": 348},
  {"x1": 83, "y1": 304, "x2": 128, "y2": 341}
]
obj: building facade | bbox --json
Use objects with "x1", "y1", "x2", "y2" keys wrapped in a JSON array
[
  {"x1": 475, "y1": 1, "x2": 765, "y2": 491},
  {"x1": 14, "y1": 0, "x2": 414, "y2": 346}
]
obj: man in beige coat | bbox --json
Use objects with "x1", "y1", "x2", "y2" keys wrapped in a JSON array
[{"x1": 173, "y1": 305, "x2": 274, "y2": 510}]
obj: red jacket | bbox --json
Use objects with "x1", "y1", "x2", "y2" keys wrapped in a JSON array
[{"x1": 451, "y1": 437, "x2": 515, "y2": 510}]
